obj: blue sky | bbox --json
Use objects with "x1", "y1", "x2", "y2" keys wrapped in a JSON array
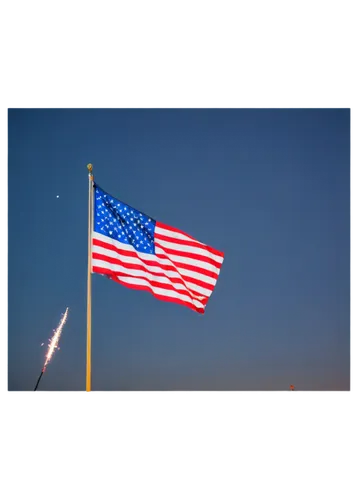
[{"x1": 8, "y1": 109, "x2": 350, "y2": 390}]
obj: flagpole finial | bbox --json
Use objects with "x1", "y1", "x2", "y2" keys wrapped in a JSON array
[{"x1": 87, "y1": 163, "x2": 93, "y2": 173}]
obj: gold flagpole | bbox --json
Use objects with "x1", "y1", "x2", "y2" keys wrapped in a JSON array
[{"x1": 86, "y1": 163, "x2": 94, "y2": 391}]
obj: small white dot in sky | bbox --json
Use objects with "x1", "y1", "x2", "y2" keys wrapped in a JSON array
[{"x1": 56, "y1": 195, "x2": 60, "y2": 198}]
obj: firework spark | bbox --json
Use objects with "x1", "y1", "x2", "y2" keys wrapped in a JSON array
[{"x1": 44, "y1": 307, "x2": 69, "y2": 369}]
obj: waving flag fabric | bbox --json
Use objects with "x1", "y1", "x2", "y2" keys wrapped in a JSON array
[{"x1": 91, "y1": 184, "x2": 224, "y2": 313}]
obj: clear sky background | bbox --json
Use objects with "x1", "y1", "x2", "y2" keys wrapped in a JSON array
[{"x1": 8, "y1": 109, "x2": 350, "y2": 391}]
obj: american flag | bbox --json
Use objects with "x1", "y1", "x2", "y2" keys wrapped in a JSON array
[{"x1": 91, "y1": 184, "x2": 224, "y2": 313}]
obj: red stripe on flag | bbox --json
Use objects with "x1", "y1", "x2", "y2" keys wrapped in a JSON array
[
  {"x1": 92, "y1": 228, "x2": 223, "y2": 313},
  {"x1": 92, "y1": 252, "x2": 215, "y2": 293},
  {"x1": 156, "y1": 221, "x2": 225, "y2": 258}
]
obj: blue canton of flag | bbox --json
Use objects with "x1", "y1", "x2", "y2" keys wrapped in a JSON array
[{"x1": 94, "y1": 184, "x2": 155, "y2": 255}]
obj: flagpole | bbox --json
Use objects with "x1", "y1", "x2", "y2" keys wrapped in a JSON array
[{"x1": 86, "y1": 163, "x2": 94, "y2": 392}]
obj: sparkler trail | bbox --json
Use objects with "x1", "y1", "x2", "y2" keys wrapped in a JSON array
[
  {"x1": 44, "y1": 307, "x2": 69, "y2": 368},
  {"x1": 34, "y1": 307, "x2": 69, "y2": 391}
]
